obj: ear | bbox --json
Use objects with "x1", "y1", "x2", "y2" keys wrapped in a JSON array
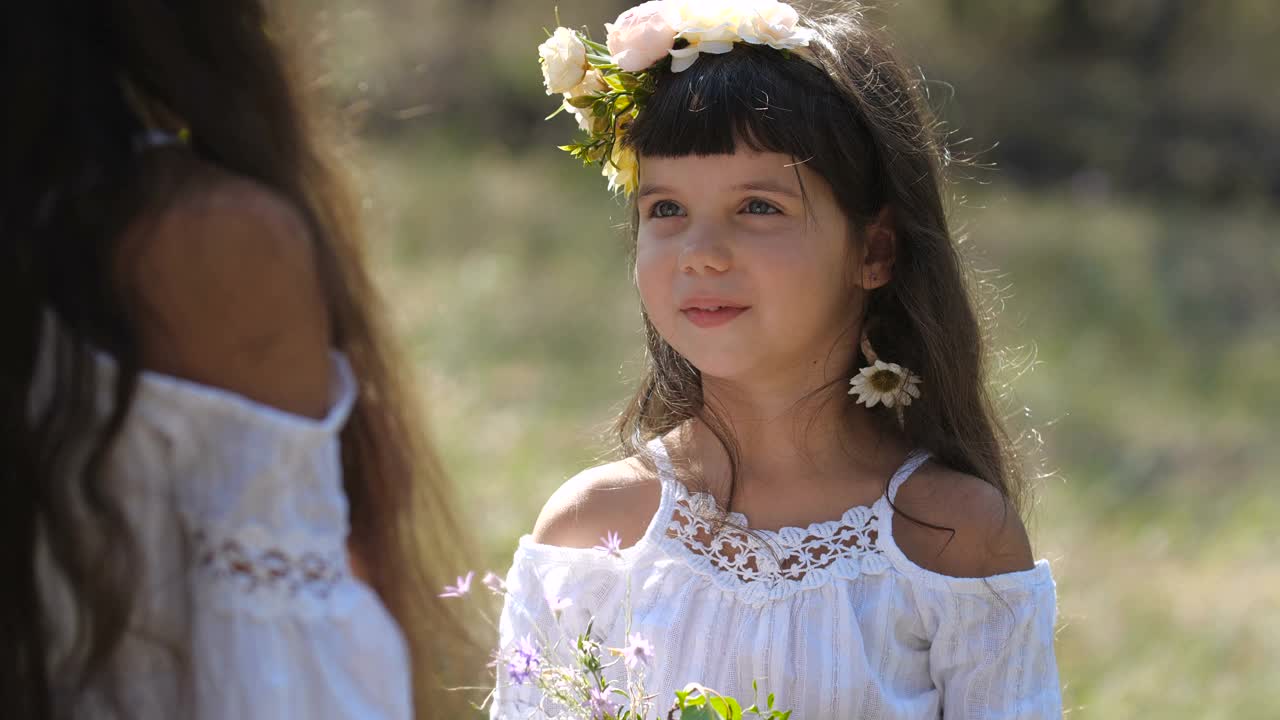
[{"x1": 860, "y1": 206, "x2": 896, "y2": 290}]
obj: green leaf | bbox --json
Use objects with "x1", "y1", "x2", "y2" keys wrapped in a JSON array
[
  {"x1": 603, "y1": 73, "x2": 628, "y2": 93},
  {"x1": 680, "y1": 706, "x2": 720, "y2": 720},
  {"x1": 581, "y1": 37, "x2": 611, "y2": 54},
  {"x1": 617, "y1": 73, "x2": 644, "y2": 91},
  {"x1": 709, "y1": 696, "x2": 743, "y2": 719},
  {"x1": 566, "y1": 94, "x2": 597, "y2": 109}
]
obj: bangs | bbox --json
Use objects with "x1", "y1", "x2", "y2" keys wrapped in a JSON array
[
  {"x1": 626, "y1": 44, "x2": 823, "y2": 159},
  {"x1": 624, "y1": 43, "x2": 882, "y2": 215}
]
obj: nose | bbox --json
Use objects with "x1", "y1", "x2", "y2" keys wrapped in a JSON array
[{"x1": 679, "y1": 224, "x2": 731, "y2": 275}]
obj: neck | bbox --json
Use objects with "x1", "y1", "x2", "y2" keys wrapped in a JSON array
[{"x1": 686, "y1": 366, "x2": 907, "y2": 503}]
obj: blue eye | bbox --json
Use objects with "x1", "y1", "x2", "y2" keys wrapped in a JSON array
[
  {"x1": 650, "y1": 200, "x2": 685, "y2": 218},
  {"x1": 744, "y1": 199, "x2": 780, "y2": 215}
]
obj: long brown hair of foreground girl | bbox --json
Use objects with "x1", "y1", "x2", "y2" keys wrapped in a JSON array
[{"x1": 2, "y1": 1, "x2": 469, "y2": 717}]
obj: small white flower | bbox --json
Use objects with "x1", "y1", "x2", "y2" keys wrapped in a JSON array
[
  {"x1": 737, "y1": 0, "x2": 816, "y2": 50},
  {"x1": 567, "y1": 68, "x2": 608, "y2": 99},
  {"x1": 848, "y1": 360, "x2": 922, "y2": 409},
  {"x1": 562, "y1": 70, "x2": 609, "y2": 135},
  {"x1": 665, "y1": 0, "x2": 743, "y2": 72},
  {"x1": 539, "y1": 27, "x2": 589, "y2": 95}
]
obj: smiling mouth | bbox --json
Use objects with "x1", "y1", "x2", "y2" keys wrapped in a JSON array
[{"x1": 681, "y1": 305, "x2": 750, "y2": 328}]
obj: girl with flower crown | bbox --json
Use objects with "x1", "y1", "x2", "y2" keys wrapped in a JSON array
[{"x1": 495, "y1": 1, "x2": 1062, "y2": 717}]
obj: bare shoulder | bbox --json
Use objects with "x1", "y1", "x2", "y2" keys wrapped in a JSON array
[
  {"x1": 890, "y1": 460, "x2": 1035, "y2": 578},
  {"x1": 532, "y1": 456, "x2": 662, "y2": 550},
  {"x1": 119, "y1": 161, "x2": 333, "y2": 417}
]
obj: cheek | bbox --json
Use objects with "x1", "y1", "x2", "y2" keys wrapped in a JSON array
[
  {"x1": 755, "y1": 239, "x2": 853, "y2": 330},
  {"x1": 634, "y1": 237, "x2": 672, "y2": 316}
]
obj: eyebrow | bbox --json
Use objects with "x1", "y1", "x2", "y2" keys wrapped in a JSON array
[
  {"x1": 731, "y1": 180, "x2": 801, "y2": 198},
  {"x1": 636, "y1": 179, "x2": 801, "y2": 199},
  {"x1": 637, "y1": 184, "x2": 675, "y2": 200}
]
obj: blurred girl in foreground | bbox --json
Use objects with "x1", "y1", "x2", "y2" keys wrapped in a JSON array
[{"x1": 1, "y1": 1, "x2": 469, "y2": 717}]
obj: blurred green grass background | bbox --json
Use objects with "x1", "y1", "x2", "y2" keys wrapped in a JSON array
[{"x1": 304, "y1": 1, "x2": 1280, "y2": 716}]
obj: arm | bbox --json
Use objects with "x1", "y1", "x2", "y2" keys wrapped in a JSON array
[
  {"x1": 121, "y1": 173, "x2": 411, "y2": 718},
  {"x1": 892, "y1": 464, "x2": 1062, "y2": 718},
  {"x1": 927, "y1": 578, "x2": 1062, "y2": 719}
]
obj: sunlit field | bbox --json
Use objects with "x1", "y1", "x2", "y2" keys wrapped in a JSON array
[
  {"x1": 306, "y1": 0, "x2": 1280, "y2": 714},
  {"x1": 355, "y1": 135, "x2": 1279, "y2": 718}
]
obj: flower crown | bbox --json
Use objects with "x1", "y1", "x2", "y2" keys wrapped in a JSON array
[{"x1": 537, "y1": 0, "x2": 817, "y2": 195}]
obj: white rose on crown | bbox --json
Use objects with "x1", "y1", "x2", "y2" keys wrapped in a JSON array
[
  {"x1": 737, "y1": 0, "x2": 815, "y2": 48},
  {"x1": 538, "y1": 27, "x2": 589, "y2": 95},
  {"x1": 604, "y1": 0, "x2": 817, "y2": 73}
]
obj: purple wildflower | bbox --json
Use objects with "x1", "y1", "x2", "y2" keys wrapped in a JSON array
[
  {"x1": 482, "y1": 571, "x2": 506, "y2": 594},
  {"x1": 505, "y1": 635, "x2": 542, "y2": 686},
  {"x1": 594, "y1": 531, "x2": 624, "y2": 558},
  {"x1": 439, "y1": 571, "x2": 474, "y2": 598},
  {"x1": 588, "y1": 687, "x2": 618, "y2": 718},
  {"x1": 618, "y1": 632, "x2": 654, "y2": 670}
]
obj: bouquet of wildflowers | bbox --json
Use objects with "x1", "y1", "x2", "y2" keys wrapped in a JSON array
[{"x1": 441, "y1": 532, "x2": 791, "y2": 719}]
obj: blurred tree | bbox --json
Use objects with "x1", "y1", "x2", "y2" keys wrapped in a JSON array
[{"x1": 303, "y1": 0, "x2": 1280, "y2": 204}]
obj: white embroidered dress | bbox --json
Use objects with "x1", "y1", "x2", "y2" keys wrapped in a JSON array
[
  {"x1": 493, "y1": 439, "x2": 1061, "y2": 719},
  {"x1": 33, "y1": 313, "x2": 412, "y2": 719}
]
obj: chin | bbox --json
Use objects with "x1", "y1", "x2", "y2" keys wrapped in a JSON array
[{"x1": 677, "y1": 350, "x2": 759, "y2": 385}]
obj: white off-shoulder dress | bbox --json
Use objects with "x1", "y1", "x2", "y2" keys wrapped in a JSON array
[
  {"x1": 493, "y1": 438, "x2": 1061, "y2": 719},
  {"x1": 33, "y1": 312, "x2": 412, "y2": 719}
]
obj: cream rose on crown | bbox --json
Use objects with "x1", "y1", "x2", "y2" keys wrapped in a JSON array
[
  {"x1": 738, "y1": 0, "x2": 811, "y2": 46},
  {"x1": 538, "y1": 26, "x2": 589, "y2": 95}
]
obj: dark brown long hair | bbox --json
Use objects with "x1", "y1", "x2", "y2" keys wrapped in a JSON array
[
  {"x1": 1, "y1": 1, "x2": 470, "y2": 717},
  {"x1": 616, "y1": 3, "x2": 1028, "y2": 516}
]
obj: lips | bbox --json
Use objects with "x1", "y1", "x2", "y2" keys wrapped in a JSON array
[{"x1": 679, "y1": 298, "x2": 750, "y2": 329}]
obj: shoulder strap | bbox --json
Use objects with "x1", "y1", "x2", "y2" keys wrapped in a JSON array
[
  {"x1": 887, "y1": 450, "x2": 932, "y2": 503},
  {"x1": 645, "y1": 435, "x2": 677, "y2": 485}
]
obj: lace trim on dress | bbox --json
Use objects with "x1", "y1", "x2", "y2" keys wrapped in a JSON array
[
  {"x1": 645, "y1": 438, "x2": 933, "y2": 605},
  {"x1": 657, "y1": 483, "x2": 893, "y2": 605},
  {"x1": 192, "y1": 524, "x2": 350, "y2": 619}
]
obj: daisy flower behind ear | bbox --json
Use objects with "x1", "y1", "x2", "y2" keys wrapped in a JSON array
[{"x1": 849, "y1": 360, "x2": 923, "y2": 409}]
